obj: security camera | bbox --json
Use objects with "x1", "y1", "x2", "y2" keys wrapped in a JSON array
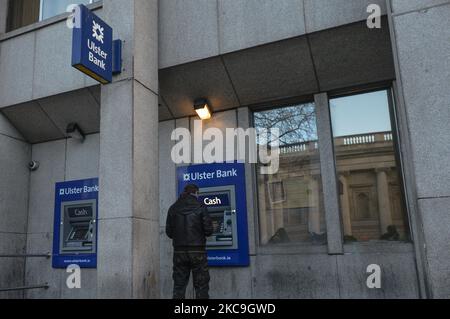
[{"x1": 28, "y1": 161, "x2": 40, "y2": 172}]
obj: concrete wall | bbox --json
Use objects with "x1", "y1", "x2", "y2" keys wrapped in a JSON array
[
  {"x1": 0, "y1": 113, "x2": 30, "y2": 299},
  {"x1": 159, "y1": 109, "x2": 419, "y2": 299},
  {"x1": 24, "y1": 134, "x2": 99, "y2": 299},
  {"x1": 389, "y1": 0, "x2": 450, "y2": 298},
  {"x1": 0, "y1": 8, "x2": 104, "y2": 109},
  {"x1": 159, "y1": 0, "x2": 387, "y2": 68}
]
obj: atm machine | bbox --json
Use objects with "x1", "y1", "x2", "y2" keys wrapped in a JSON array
[
  {"x1": 177, "y1": 163, "x2": 250, "y2": 267},
  {"x1": 198, "y1": 186, "x2": 238, "y2": 250},
  {"x1": 59, "y1": 201, "x2": 97, "y2": 254},
  {"x1": 53, "y1": 178, "x2": 98, "y2": 268}
]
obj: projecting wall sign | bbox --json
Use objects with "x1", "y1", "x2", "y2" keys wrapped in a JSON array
[{"x1": 71, "y1": 4, "x2": 120, "y2": 84}]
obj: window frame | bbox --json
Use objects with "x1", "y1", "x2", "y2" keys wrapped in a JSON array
[
  {"x1": 328, "y1": 86, "x2": 412, "y2": 242},
  {"x1": 252, "y1": 99, "x2": 329, "y2": 250},
  {"x1": 39, "y1": 0, "x2": 97, "y2": 22},
  {"x1": 251, "y1": 84, "x2": 413, "y2": 254}
]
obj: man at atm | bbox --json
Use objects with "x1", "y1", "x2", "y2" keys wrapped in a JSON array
[{"x1": 166, "y1": 184, "x2": 214, "y2": 299}]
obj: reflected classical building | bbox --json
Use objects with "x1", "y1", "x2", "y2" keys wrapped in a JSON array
[{"x1": 258, "y1": 131, "x2": 408, "y2": 244}]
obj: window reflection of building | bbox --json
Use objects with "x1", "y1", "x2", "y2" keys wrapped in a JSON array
[
  {"x1": 255, "y1": 103, "x2": 326, "y2": 245},
  {"x1": 335, "y1": 131, "x2": 407, "y2": 241},
  {"x1": 255, "y1": 92, "x2": 409, "y2": 245},
  {"x1": 257, "y1": 130, "x2": 408, "y2": 244}
]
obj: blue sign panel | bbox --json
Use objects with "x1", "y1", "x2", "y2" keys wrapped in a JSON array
[
  {"x1": 72, "y1": 4, "x2": 113, "y2": 84},
  {"x1": 177, "y1": 163, "x2": 250, "y2": 267},
  {"x1": 52, "y1": 178, "x2": 99, "y2": 269}
]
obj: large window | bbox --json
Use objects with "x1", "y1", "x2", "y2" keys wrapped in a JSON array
[
  {"x1": 40, "y1": 0, "x2": 99, "y2": 21},
  {"x1": 330, "y1": 90, "x2": 409, "y2": 242},
  {"x1": 6, "y1": 0, "x2": 99, "y2": 32},
  {"x1": 254, "y1": 89, "x2": 410, "y2": 247},
  {"x1": 254, "y1": 103, "x2": 327, "y2": 245}
]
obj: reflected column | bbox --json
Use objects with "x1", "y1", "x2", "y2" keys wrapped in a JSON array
[
  {"x1": 376, "y1": 168, "x2": 393, "y2": 235},
  {"x1": 308, "y1": 176, "x2": 321, "y2": 234},
  {"x1": 339, "y1": 173, "x2": 352, "y2": 237}
]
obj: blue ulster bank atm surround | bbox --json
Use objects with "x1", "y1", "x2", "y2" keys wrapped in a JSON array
[
  {"x1": 177, "y1": 163, "x2": 250, "y2": 267},
  {"x1": 53, "y1": 178, "x2": 99, "y2": 269}
]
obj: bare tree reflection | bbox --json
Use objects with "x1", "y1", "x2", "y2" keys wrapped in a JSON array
[{"x1": 254, "y1": 103, "x2": 317, "y2": 146}]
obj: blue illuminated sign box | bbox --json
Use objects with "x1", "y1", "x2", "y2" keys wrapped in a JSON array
[
  {"x1": 72, "y1": 5, "x2": 113, "y2": 84},
  {"x1": 177, "y1": 163, "x2": 250, "y2": 267}
]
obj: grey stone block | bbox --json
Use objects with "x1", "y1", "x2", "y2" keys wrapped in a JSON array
[
  {"x1": 391, "y1": 0, "x2": 450, "y2": 14},
  {"x1": 337, "y1": 248, "x2": 420, "y2": 298},
  {"x1": 25, "y1": 233, "x2": 62, "y2": 299},
  {"x1": 218, "y1": 0, "x2": 305, "y2": 54},
  {"x1": 132, "y1": 83, "x2": 159, "y2": 221},
  {"x1": 102, "y1": 0, "x2": 135, "y2": 81},
  {"x1": 0, "y1": 258, "x2": 26, "y2": 299},
  {"x1": 27, "y1": 140, "x2": 66, "y2": 234},
  {"x1": 99, "y1": 80, "x2": 133, "y2": 220},
  {"x1": 134, "y1": 0, "x2": 159, "y2": 93},
  {"x1": 66, "y1": 133, "x2": 100, "y2": 181},
  {"x1": 253, "y1": 254, "x2": 340, "y2": 298},
  {"x1": 132, "y1": 218, "x2": 160, "y2": 299},
  {"x1": 305, "y1": 0, "x2": 386, "y2": 33},
  {"x1": 60, "y1": 269, "x2": 97, "y2": 299},
  {"x1": 315, "y1": 93, "x2": 343, "y2": 254},
  {"x1": 159, "y1": 120, "x2": 176, "y2": 226},
  {"x1": 0, "y1": 135, "x2": 30, "y2": 233},
  {"x1": 0, "y1": 32, "x2": 35, "y2": 107},
  {"x1": 33, "y1": 22, "x2": 85, "y2": 100},
  {"x1": 0, "y1": 233, "x2": 26, "y2": 299},
  {"x1": 392, "y1": 5, "x2": 450, "y2": 198},
  {"x1": 209, "y1": 266, "x2": 253, "y2": 299},
  {"x1": 97, "y1": 218, "x2": 133, "y2": 298},
  {"x1": 222, "y1": 37, "x2": 318, "y2": 106},
  {"x1": 159, "y1": 0, "x2": 219, "y2": 68},
  {"x1": 419, "y1": 197, "x2": 450, "y2": 298}
]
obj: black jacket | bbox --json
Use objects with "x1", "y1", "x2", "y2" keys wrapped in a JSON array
[{"x1": 166, "y1": 194, "x2": 213, "y2": 251}]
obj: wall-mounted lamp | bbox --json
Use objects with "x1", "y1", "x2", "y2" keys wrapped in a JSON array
[
  {"x1": 194, "y1": 99, "x2": 212, "y2": 120},
  {"x1": 66, "y1": 123, "x2": 85, "y2": 142}
]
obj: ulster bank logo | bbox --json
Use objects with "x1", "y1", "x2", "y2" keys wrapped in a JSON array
[
  {"x1": 183, "y1": 174, "x2": 191, "y2": 182},
  {"x1": 92, "y1": 21, "x2": 104, "y2": 43}
]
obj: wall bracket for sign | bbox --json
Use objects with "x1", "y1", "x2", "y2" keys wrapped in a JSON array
[{"x1": 112, "y1": 39, "x2": 122, "y2": 75}]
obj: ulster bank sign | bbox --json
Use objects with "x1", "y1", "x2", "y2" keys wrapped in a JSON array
[{"x1": 72, "y1": 5, "x2": 113, "y2": 84}]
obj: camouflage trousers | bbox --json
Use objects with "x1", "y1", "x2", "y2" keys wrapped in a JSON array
[{"x1": 172, "y1": 251, "x2": 210, "y2": 299}]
